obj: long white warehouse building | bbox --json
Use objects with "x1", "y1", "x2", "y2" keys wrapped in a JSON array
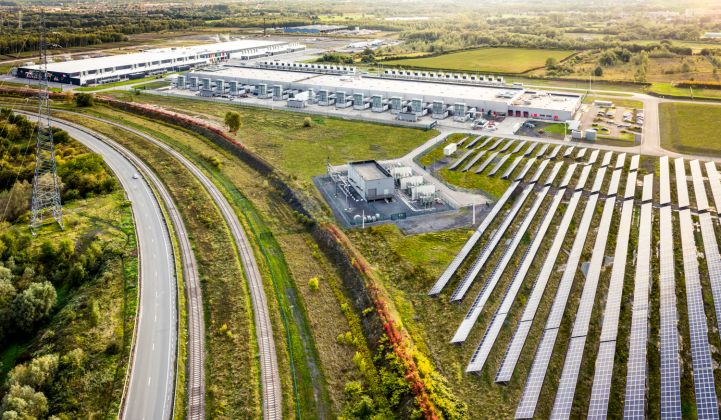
[
  {"x1": 181, "y1": 65, "x2": 582, "y2": 121},
  {"x1": 15, "y1": 40, "x2": 304, "y2": 86}
]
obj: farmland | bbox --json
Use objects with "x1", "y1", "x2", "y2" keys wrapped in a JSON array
[
  {"x1": 659, "y1": 102, "x2": 721, "y2": 156},
  {"x1": 384, "y1": 48, "x2": 576, "y2": 74}
]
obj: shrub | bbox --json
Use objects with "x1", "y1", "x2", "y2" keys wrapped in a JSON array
[
  {"x1": 302, "y1": 117, "x2": 312, "y2": 128},
  {"x1": 308, "y1": 277, "x2": 319, "y2": 291},
  {"x1": 74, "y1": 93, "x2": 94, "y2": 107}
]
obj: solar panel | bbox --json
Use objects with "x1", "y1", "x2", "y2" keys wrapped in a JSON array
[
  {"x1": 675, "y1": 158, "x2": 719, "y2": 418},
  {"x1": 576, "y1": 147, "x2": 587, "y2": 160},
  {"x1": 659, "y1": 163, "x2": 682, "y2": 419},
  {"x1": 629, "y1": 154, "x2": 640, "y2": 171},
  {"x1": 499, "y1": 140, "x2": 514, "y2": 153},
  {"x1": 689, "y1": 160, "x2": 721, "y2": 355},
  {"x1": 705, "y1": 161, "x2": 721, "y2": 215},
  {"x1": 488, "y1": 137, "x2": 504, "y2": 150},
  {"x1": 456, "y1": 136, "x2": 469, "y2": 147},
  {"x1": 475, "y1": 151, "x2": 500, "y2": 174},
  {"x1": 501, "y1": 156, "x2": 524, "y2": 180},
  {"x1": 451, "y1": 160, "x2": 550, "y2": 302},
  {"x1": 511, "y1": 140, "x2": 527, "y2": 154},
  {"x1": 563, "y1": 146, "x2": 575, "y2": 158},
  {"x1": 488, "y1": 154, "x2": 511, "y2": 176},
  {"x1": 461, "y1": 150, "x2": 486, "y2": 172},
  {"x1": 587, "y1": 149, "x2": 600, "y2": 165},
  {"x1": 614, "y1": 152, "x2": 627, "y2": 170},
  {"x1": 512, "y1": 167, "x2": 605, "y2": 414},
  {"x1": 551, "y1": 165, "x2": 621, "y2": 417},
  {"x1": 549, "y1": 144, "x2": 562, "y2": 159},
  {"x1": 515, "y1": 158, "x2": 537, "y2": 181},
  {"x1": 458, "y1": 162, "x2": 565, "y2": 350},
  {"x1": 601, "y1": 150, "x2": 614, "y2": 167},
  {"x1": 523, "y1": 143, "x2": 538, "y2": 157},
  {"x1": 467, "y1": 135, "x2": 484, "y2": 148},
  {"x1": 428, "y1": 179, "x2": 522, "y2": 295},
  {"x1": 448, "y1": 148, "x2": 475, "y2": 170},
  {"x1": 496, "y1": 164, "x2": 592, "y2": 383},
  {"x1": 660, "y1": 156, "x2": 671, "y2": 205},
  {"x1": 621, "y1": 174, "x2": 652, "y2": 419},
  {"x1": 535, "y1": 143, "x2": 549, "y2": 158}
]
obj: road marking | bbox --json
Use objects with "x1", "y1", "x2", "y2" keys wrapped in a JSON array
[{"x1": 147, "y1": 376, "x2": 152, "y2": 386}]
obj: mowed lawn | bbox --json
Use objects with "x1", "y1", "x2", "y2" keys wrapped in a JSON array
[
  {"x1": 659, "y1": 102, "x2": 721, "y2": 157},
  {"x1": 384, "y1": 47, "x2": 575, "y2": 73}
]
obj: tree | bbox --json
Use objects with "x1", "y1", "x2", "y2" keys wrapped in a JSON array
[
  {"x1": 74, "y1": 93, "x2": 94, "y2": 107},
  {"x1": 224, "y1": 111, "x2": 241, "y2": 133},
  {"x1": 599, "y1": 50, "x2": 617, "y2": 67},
  {"x1": 0, "y1": 275, "x2": 16, "y2": 341},
  {"x1": 0, "y1": 384, "x2": 48, "y2": 419},
  {"x1": 594, "y1": 66, "x2": 604, "y2": 77},
  {"x1": 7, "y1": 354, "x2": 59, "y2": 389},
  {"x1": 545, "y1": 57, "x2": 558, "y2": 69},
  {"x1": 12, "y1": 281, "x2": 57, "y2": 332},
  {"x1": 0, "y1": 180, "x2": 32, "y2": 223}
]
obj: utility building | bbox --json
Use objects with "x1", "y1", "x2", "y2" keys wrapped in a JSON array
[{"x1": 347, "y1": 161, "x2": 394, "y2": 202}]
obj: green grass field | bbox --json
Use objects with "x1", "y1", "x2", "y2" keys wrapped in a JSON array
[
  {"x1": 649, "y1": 82, "x2": 721, "y2": 101},
  {"x1": 659, "y1": 102, "x2": 721, "y2": 156},
  {"x1": 384, "y1": 48, "x2": 575, "y2": 74}
]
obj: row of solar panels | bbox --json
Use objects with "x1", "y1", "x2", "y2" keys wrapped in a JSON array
[{"x1": 428, "y1": 148, "x2": 721, "y2": 417}]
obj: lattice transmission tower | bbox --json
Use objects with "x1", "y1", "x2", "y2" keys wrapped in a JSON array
[{"x1": 30, "y1": 11, "x2": 63, "y2": 231}]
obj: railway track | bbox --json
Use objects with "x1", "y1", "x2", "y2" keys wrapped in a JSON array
[
  {"x1": 19, "y1": 111, "x2": 198, "y2": 419},
  {"x1": 66, "y1": 112, "x2": 283, "y2": 419}
]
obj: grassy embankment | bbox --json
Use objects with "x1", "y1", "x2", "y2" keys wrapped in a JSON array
[
  {"x1": 383, "y1": 47, "x2": 576, "y2": 74},
  {"x1": 659, "y1": 102, "x2": 721, "y2": 157}
]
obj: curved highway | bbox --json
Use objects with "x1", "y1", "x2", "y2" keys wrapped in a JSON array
[
  {"x1": 54, "y1": 111, "x2": 283, "y2": 419},
  {"x1": 20, "y1": 112, "x2": 202, "y2": 419}
]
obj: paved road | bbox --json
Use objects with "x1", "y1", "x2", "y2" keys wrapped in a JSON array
[
  {"x1": 23, "y1": 116, "x2": 179, "y2": 420},
  {"x1": 59, "y1": 111, "x2": 283, "y2": 419}
]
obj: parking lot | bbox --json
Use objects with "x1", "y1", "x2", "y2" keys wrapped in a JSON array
[{"x1": 578, "y1": 101, "x2": 643, "y2": 142}]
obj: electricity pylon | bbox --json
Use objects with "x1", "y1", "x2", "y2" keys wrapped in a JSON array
[{"x1": 30, "y1": 11, "x2": 63, "y2": 231}]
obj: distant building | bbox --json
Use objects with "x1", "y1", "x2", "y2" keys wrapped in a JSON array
[
  {"x1": 347, "y1": 160, "x2": 394, "y2": 202},
  {"x1": 702, "y1": 32, "x2": 721, "y2": 39},
  {"x1": 284, "y1": 25, "x2": 348, "y2": 34},
  {"x1": 15, "y1": 40, "x2": 304, "y2": 86}
]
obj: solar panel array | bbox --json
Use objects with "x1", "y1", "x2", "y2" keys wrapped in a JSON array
[
  {"x1": 690, "y1": 160, "x2": 721, "y2": 353},
  {"x1": 467, "y1": 135, "x2": 484, "y2": 148},
  {"x1": 451, "y1": 160, "x2": 551, "y2": 301},
  {"x1": 523, "y1": 143, "x2": 537, "y2": 157},
  {"x1": 488, "y1": 154, "x2": 511, "y2": 176},
  {"x1": 548, "y1": 144, "x2": 562, "y2": 160},
  {"x1": 705, "y1": 161, "x2": 721, "y2": 214},
  {"x1": 428, "y1": 178, "x2": 523, "y2": 296},
  {"x1": 461, "y1": 150, "x2": 486, "y2": 172},
  {"x1": 464, "y1": 164, "x2": 575, "y2": 372},
  {"x1": 550, "y1": 154, "x2": 624, "y2": 418},
  {"x1": 622, "y1": 173, "x2": 652, "y2": 419},
  {"x1": 489, "y1": 137, "x2": 504, "y2": 150},
  {"x1": 576, "y1": 147, "x2": 587, "y2": 160},
  {"x1": 674, "y1": 158, "x2": 719, "y2": 418},
  {"x1": 515, "y1": 163, "x2": 608, "y2": 419},
  {"x1": 588, "y1": 155, "x2": 639, "y2": 419},
  {"x1": 448, "y1": 148, "x2": 475, "y2": 170},
  {"x1": 515, "y1": 157, "x2": 537, "y2": 180},
  {"x1": 588, "y1": 149, "x2": 601, "y2": 165},
  {"x1": 511, "y1": 141, "x2": 527, "y2": 154},
  {"x1": 496, "y1": 164, "x2": 593, "y2": 384},
  {"x1": 535, "y1": 143, "x2": 549, "y2": 158},
  {"x1": 456, "y1": 136, "x2": 470, "y2": 147},
  {"x1": 563, "y1": 146, "x2": 574, "y2": 158},
  {"x1": 475, "y1": 151, "x2": 500, "y2": 174},
  {"x1": 501, "y1": 156, "x2": 524, "y2": 180},
  {"x1": 658, "y1": 156, "x2": 682, "y2": 418},
  {"x1": 457, "y1": 162, "x2": 564, "y2": 346},
  {"x1": 499, "y1": 140, "x2": 514, "y2": 153}
]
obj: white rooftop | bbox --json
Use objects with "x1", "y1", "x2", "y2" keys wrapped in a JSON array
[
  {"x1": 23, "y1": 40, "x2": 286, "y2": 74},
  {"x1": 189, "y1": 66, "x2": 527, "y2": 104}
]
